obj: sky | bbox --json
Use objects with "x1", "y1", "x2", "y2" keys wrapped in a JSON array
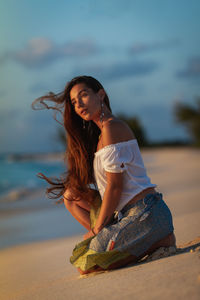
[{"x1": 0, "y1": 0, "x2": 200, "y2": 153}]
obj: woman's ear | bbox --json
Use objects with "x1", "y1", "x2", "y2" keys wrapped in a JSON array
[{"x1": 97, "y1": 89, "x2": 105, "y2": 101}]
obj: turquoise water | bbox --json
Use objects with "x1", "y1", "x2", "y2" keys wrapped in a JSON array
[
  {"x1": 0, "y1": 154, "x2": 85, "y2": 249},
  {"x1": 0, "y1": 155, "x2": 66, "y2": 199}
]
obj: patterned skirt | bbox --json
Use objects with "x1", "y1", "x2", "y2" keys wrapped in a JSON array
[{"x1": 70, "y1": 192, "x2": 174, "y2": 271}]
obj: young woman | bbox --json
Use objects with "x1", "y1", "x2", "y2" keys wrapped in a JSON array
[{"x1": 32, "y1": 76, "x2": 176, "y2": 275}]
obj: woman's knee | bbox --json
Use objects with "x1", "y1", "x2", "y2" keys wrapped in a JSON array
[
  {"x1": 63, "y1": 188, "x2": 91, "y2": 212},
  {"x1": 63, "y1": 188, "x2": 79, "y2": 209}
]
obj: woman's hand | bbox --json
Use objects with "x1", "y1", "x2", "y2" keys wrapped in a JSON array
[{"x1": 83, "y1": 229, "x2": 96, "y2": 240}]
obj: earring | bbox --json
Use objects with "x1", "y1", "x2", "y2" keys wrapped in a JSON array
[
  {"x1": 100, "y1": 102, "x2": 104, "y2": 127},
  {"x1": 83, "y1": 120, "x2": 86, "y2": 129}
]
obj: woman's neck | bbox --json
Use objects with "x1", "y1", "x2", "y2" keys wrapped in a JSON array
[{"x1": 93, "y1": 107, "x2": 113, "y2": 130}]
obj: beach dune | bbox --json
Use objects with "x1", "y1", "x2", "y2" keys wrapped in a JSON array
[{"x1": 1, "y1": 147, "x2": 200, "y2": 299}]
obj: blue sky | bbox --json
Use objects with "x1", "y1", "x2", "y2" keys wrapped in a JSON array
[{"x1": 0, "y1": 0, "x2": 200, "y2": 153}]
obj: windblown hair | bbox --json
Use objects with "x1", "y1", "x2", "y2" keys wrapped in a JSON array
[{"x1": 32, "y1": 76, "x2": 112, "y2": 204}]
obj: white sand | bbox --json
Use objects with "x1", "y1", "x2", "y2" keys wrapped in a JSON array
[{"x1": 1, "y1": 147, "x2": 200, "y2": 300}]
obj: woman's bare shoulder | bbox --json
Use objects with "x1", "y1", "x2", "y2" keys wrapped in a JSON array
[{"x1": 102, "y1": 117, "x2": 135, "y2": 146}]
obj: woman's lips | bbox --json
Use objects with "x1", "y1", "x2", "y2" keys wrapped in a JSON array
[{"x1": 81, "y1": 109, "x2": 88, "y2": 115}]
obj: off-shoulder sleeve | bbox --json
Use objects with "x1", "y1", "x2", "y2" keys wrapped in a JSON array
[{"x1": 100, "y1": 144, "x2": 134, "y2": 173}]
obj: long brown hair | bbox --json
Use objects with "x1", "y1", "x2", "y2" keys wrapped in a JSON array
[{"x1": 32, "y1": 76, "x2": 112, "y2": 203}]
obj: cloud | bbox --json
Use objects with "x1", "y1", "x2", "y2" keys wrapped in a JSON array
[
  {"x1": 176, "y1": 56, "x2": 200, "y2": 79},
  {"x1": 30, "y1": 59, "x2": 159, "y2": 92},
  {"x1": 1, "y1": 38, "x2": 98, "y2": 68},
  {"x1": 72, "y1": 60, "x2": 159, "y2": 81},
  {"x1": 128, "y1": 39, "x2": 180, "y2": 55}
]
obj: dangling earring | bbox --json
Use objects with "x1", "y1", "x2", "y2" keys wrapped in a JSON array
[
  {"x1": 83, "y1": 120, "x2": 86, "y2": 129},
  {"x1": 100, "y1": 101, "x2": 104, "y2": 127}
]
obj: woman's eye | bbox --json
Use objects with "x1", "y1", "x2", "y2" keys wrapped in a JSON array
[{"x1": 81, "y1": 92, "x2": 88, "y2": 98}]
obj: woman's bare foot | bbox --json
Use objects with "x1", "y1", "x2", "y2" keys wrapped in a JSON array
[
  {"x1": 141, "y1": 232, "x2": 176, "y2": 258},
  {"x1": 78, "y1": 266, "x2": 104, "y2": 275}
]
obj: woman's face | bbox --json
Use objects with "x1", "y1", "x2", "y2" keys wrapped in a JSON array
[{"x1": 70, "y1": 83, "x2": 104, "y2": 121}]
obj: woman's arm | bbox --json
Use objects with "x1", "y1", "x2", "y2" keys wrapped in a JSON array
[
  {"x1": 93, "y1": 171, "x2": 123, "y2": 233},
  {"x1": 83, "y1": 118, "x2": 134, "y2": 239},
  {"x1": 83, "y1": 171, "x2": 123, "y2": 239}
]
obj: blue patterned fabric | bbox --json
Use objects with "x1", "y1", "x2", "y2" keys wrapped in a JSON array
[{"x1": 89, "y1": 192, "x2": 174, "y2": 257}]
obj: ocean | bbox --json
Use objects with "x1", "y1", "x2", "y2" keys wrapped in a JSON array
[
  {"x1": 0, "y1": 154, "x2": 85, "y2": 249},
  {"x1": 0, "y1": 154, "x2": 66, "y2": 200}
]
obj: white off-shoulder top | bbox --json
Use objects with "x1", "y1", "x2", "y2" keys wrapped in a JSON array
[{"x1": 93, "y1": 139, "x2": 156, "y2": 212}]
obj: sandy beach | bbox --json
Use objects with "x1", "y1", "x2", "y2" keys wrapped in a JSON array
[{"x1": 1, "y1": 147, "x2": 200, "y2": 299}]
